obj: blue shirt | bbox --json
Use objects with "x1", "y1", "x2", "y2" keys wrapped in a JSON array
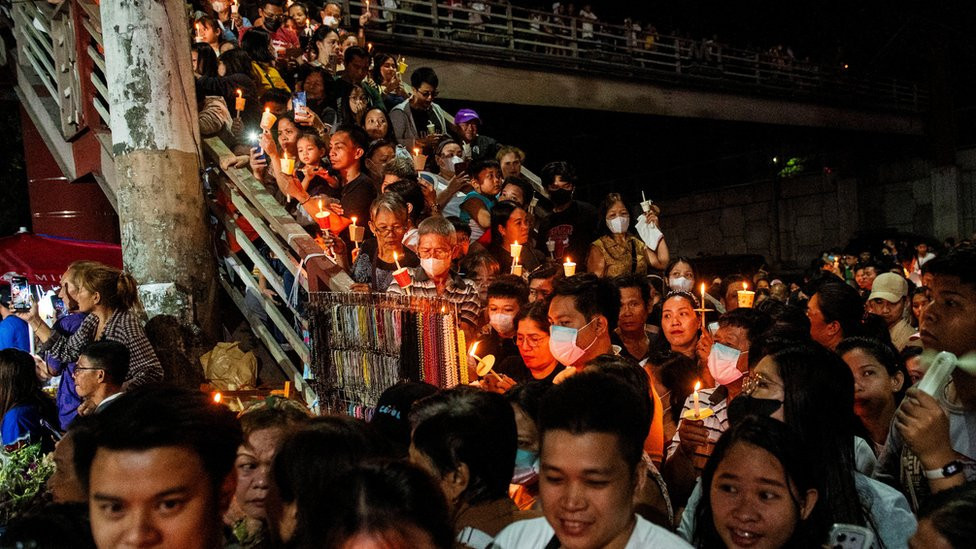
[
  {"x1": 1, "y1": 404, "x2": 46, "y2": 450},
  {"x1": 0, "y1": 315, "x2": 30, "y2": 352}
]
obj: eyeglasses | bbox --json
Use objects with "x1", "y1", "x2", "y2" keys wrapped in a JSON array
[
  {"x1": 741, "y1": 371, "x2": 782, "y2": 396},
  {"x1": 373, "y1": 225, "x2": 406, "y2": 236},
  {"x1": 516, "y1": 335, "x2": 546, "y2": 349},
  {"x1": 418, "y1": 90, "x2": 439, "y2": 99},
  {"x1": 418, "y1": 248, "x2": 452, "y2": 259},
  {"x1": 528, "y1": 288, "x2": 551, "y2": 301}
]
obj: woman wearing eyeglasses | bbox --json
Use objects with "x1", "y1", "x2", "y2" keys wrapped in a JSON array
[
  {"x1": 350, "y1": 194, "x2": 419, "y2": 293},
  {"x1": 511, "y1": 301, "x2": 564, "y2": 385}
]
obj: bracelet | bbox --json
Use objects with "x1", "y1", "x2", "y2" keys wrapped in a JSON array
[{"x1": 300, "y1": 195, "x2": 312, "y2": 205}]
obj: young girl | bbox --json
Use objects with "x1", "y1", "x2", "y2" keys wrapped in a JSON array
[
  {"x1": 295, "y1": 132, "x2": 334, "y2": 198},
  {"x1": 837, "y1": 337, "x2": 908, "y2": 456}
]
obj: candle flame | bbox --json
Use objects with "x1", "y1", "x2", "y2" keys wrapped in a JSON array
[
  {"x1": 412, "y1": 147, "x2": 420, "y2": 156},
  {"x1": 469, "y1": 341, "x2": 479, "y2": 356},
  {"x1": 351, "y1": 216, "x2": 357, "y2": 224},
  {"x1": 743, "y1": 281, "x2": 748, "y2": 291},
  {"x1": 694, "y1": 381, "x2": 701, "y2": 392},
  {"x1": 701, "y1": 283, "x2": 705, "y2": 294},
  {"x1": 265, "y1": 107, "x2": 270, "y2": 113},
  {"x1": 565, "y1": 257, "x2": 571, "y2": 263},
  {"x1": 213, "y1": 392, "x2": 222, "y2": 403},
  {"x1": 236, "y1": 89, "x2": 242, "y2": 98},
  {"x1": 441, "y1": 305, "x2": 446, "y2": 314},
  {"x1": 393, "y1": 251, "x2": 398, "y2": 261}
]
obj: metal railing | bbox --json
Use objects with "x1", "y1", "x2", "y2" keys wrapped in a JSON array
[{"x1": 349, "y1": 0, "x2": 925, "y2": 112}]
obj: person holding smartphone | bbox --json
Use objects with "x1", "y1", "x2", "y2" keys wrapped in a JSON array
[{"x1": 0, "y1": 285, "x2": 30, "y2": 352}]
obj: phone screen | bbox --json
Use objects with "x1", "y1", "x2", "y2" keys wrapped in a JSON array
[
  {"x1": 51, "y1": 295, "x2": 67, "y2": 319},
  {"x1": 10, "y1": 276, "x2": 31, "y2": 311},
  {"x1": 293, "y1": 91, "x2": 307, "y2": 114}
]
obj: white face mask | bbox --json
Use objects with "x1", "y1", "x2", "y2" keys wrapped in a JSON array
[
  {"x1": 420, "y1": 257, "x2": 450, "y2": 278},
  {"x1": 212, "y1": 1, "x2": 227, "y2": 12},
  {"x1": 669, "y1": 276, "x2": 693, "y2": 293},
  {"x1": 606, "y1": 215, "x2": 630, "y2": 234},
  {"x1": 707, "y1": 343, "x2": 746, "y2": 386},
  {"x1": 489, "y1": 313, "x2": 516, "y2": 335},
  {"x1": 323, "y1": 15, "x2": 339, "y2": 27},
  {"x1": 549, "y1": 319, "x2": 598, "y2": 367}
]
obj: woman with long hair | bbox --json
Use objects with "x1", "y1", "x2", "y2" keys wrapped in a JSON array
[
  {"x1": 837, "y1": 337, "x2": 909, "y2": 456},
  {"x1": 21, "y1": 263, "x2": 163, "y2": 390},
  {"x1": 242, "y1": 28, "x2": 291, "y2": 95},
  {"x1": 0, "y1": 349, "x2": 59, "y2": 451}
]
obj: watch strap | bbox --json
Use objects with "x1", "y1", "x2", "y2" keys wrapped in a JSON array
[{"x1": 923, "y1": 460, "x2": 964, "y2": 480}]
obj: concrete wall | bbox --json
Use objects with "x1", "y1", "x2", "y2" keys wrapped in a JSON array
[{"x1": 659, "y1": 147, "x2": 976, "y2": 269}]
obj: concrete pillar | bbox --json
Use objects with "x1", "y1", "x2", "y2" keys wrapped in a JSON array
[
  {"x1": 931, "y1": 166, "x2": 961, "y2": 240},
  {"x1": 101, "y1": 0, "x2": 217, "y2": 335}
]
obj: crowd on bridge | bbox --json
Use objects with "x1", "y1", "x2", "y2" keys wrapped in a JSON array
[{"x1": 1, "y1": 0, "x2": 975, "y2": 548}]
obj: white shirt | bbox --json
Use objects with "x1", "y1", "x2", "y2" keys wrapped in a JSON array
[{"x1": 491, "y1": 515, "x2": 691, "y2": 549}]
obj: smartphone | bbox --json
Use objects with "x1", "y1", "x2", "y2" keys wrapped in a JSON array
[
  {"x1": 250, "y1": 131, "x2": 268, "y2": 163},
  {"x1": 292, "y1": 91, "x2": 307, "y2": 116},
  {"x1": 455, "y1": 160, "x2": 470, "y2": 174},
  {"x1": 10, "y1": 276, "x2": 31, "y2": 311},
  {"x1": 51, "y1": 295, "x2": 67, "y2": 319}
]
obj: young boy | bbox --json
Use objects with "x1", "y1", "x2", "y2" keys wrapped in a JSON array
[
  {"x1": 460, "y1": 159, "x2": 503, "y2": 245},
  {"x1": 479, "y1": 275, "x2": 530, "y2": 392}
]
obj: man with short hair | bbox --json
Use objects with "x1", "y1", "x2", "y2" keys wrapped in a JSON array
[
  {"x1": 528, "y1": 265, "x2": 560, "y2": 303},
  {"x1": 546, "y1": 274, "x2": 619, "y2": 370},
  {"x1": 333, "y1": 46, "x2": 384, "y2": 113},
  {"x1": 866, "y1": 272, "x2": 917, "y2": 351},
  {"x1": 387, "y1": 216, "x2": 482, "y2": 334},
  {"x1": 73, "y1": 386, "x2": 243, "y2": 549},
  {"x1": 534, "y1": 161, "x2": 598, "y2": 265},
  {"x1": 74, "y1": 340, "x2": 130, "y2": 414},
  {"x1": 855, "y1": 263, "x2": 879, "y2": 296},
  {"x1": 299, "y1": 124, "x2": 376, "y2": 233},
  {"x1": 390, "y1": 67, "x2": 456, "y2": 149},
  {"x1": 492, "y1": 371, "x2": 690, "y2": 548},
  {"x1": 454, "y1": 108, "x2": 499, "y2": 161}
]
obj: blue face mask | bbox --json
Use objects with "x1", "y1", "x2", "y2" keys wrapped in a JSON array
[
  {"x1": 512, "y1": 449, "x2": 539, "y2": 485},
  {"x1": 515, "y1": 448, "x2": 538, "y2": 468}
]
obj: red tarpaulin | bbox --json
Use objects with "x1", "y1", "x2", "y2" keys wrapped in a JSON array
[{"x1": 0, "y1": 232, "x2": 123, "y2": 286}]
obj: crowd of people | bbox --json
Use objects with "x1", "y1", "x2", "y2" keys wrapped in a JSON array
[{"x1": 2, "y1": 1, "x2": 976, "y2": 548}]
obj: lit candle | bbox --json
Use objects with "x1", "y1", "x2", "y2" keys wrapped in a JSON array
[
  {"x1": 469, "y1": 340, "x2": 482, "y2": 361},
  {"x1": 234, "y1": 89, "x2": 245, "y2": 115},
  {"x1": 737, "y1": 281, "x2": 755, "y2": 308},
  {"x1": 563, "y1": 257, "x2": 576, "y2": 277},
  {"x1": 315, "y1": 200, "x2": 329, "y2": 220},
  {"x1": 510, "y1": 240, "x2": 522, "y2": 259},
  {"x1": 349, "y1": 216, "x2": 365, "y2": 243},
  {"x1": 398, "y1": 57, "x2": 408, "y2": 74},
  {"x1": 194, "y1": 22, "x2": 202, "y2": 42},
  {"x1": 393, "y1": 251, "x2": 402, "y2": 270},
  {"x1": 213, "y1": 392, "x2": 222, "y2": 404},
  {"x1": 231, "y1": 0, "x2": 238, "y2": 14},
  {"x1": 412, "y1": 147, "x2": 420, "y2": 157},
  {"x1": 641, "y1": 190, "x2": 653, "y2": 213},
  {"x1": 280, "y1": 154, "x2": 295, "y2": 175},
  {"x1": 260, "y1": 107, "x2": 277, "y2": 130},
  {"x1": 692, "y1": 381, "x2": 701, "y2": 418},
  {"x1": 511, "y1": 263, "x2": 523, "y2": 277},
  {"x1": 367, "y1": 42, "x2": 373, "y2": 53}
]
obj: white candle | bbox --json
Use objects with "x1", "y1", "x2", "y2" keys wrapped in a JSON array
[
  {"x1": 260, "y1": 108, "x2": 276, "y2": 130},
  {"x1": 563, "y1": 257, "x2": 576, "y2": 277},
  {"x1": 693, "y1": 381, "x2": 701, "y2": 418},
  {"x1": 231, "y1": 0, "x2": 238, "y2": 13},
  {"x1": 510, "y1": 240, "x2": 522, "y2": 259},
  {"x1": 393, "y1": 251, "x2": 402, "y2": 270}
]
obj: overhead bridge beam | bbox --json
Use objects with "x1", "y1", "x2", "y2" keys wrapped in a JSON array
[{"x1": 400, "y1": 54, "x2": 924, "y2": 135}]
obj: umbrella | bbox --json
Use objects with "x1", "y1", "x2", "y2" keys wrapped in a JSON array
[{"x1": 0, "y1": 231, "x2": 123, "y2": 287}]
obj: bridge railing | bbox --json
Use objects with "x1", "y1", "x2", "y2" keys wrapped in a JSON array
[{"x1": 347, "y1": 0, "x2": 925, "y2": 112}]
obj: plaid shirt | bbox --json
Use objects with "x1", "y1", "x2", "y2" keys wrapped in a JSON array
[
  {"x1": 47, "y1": 310, "x2": 163, "y2": 390},
  {"x1": 386, "y1": 268, "x2": 483, "y2": 328}
]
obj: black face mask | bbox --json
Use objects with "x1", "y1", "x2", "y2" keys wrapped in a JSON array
[
  {"x1": 549, "y1": 188, "x2": 573, "y2": 206},
  {"x1": 727, "y1": 395, "x2": 783, "y2": 425},
  {"x1": 264, "y1": 14, "x2": 283, "y2": 31}
]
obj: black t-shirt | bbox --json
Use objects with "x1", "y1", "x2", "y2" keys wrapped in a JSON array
[
  {"x1": 410, "y1": 105, "x2": 438, "y2": 137},
  {"x1": 496, "y1": 355, "x2": 565, "y2": 385},
  {"x1": 536, "y1": 200, "x2": 599, "y2": 267}
]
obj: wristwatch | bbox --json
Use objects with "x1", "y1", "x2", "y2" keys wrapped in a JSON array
[{"x1": 923, "y1": 460, "x2": 965, "y2": 480}]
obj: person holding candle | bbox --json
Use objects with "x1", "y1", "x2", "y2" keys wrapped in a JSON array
[
  {"x1": 350, "y1": 194, "x2": 419, "y2": 292},
  {"x1": 372, "y1": 53, "x2": 412, "y2": 109},
  {"x1": 586, "y1": 193, "x2": 668, "y2": 279},
  {"x1": 194, "y1": 16, "x2": 233, "y2": 56},
  {"x1": 664, "y1": 307, "x2": 770, "y2": 506},
  {"x1": 390, "y1": 67, "x2": 455, "y2": 150},
  {"x1": 484, "y1": 201, "x2": 544, "y2": 276},
  {"x1": 196, "y1": 48, "x2": 259, "y2": 130},
  {"x1": 211, "y1": 0, "x2": 251, "y2": 44},
  {"x1": 387, "y1": 216, "x2": 483, "y2": 336},
  {"x1": 477, "y1": 275, "x2": 531, "y2": 392}
]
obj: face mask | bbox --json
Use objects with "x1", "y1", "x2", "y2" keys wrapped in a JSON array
[
  {"x1": 323, "y1": 15, "x2": 339, "y2": 27},
  {"x1": 264, "y1": 15, "x2": 283, "y2": 31},
  {"x1": 549, "y1": 188, "x2": 572, "y2": 206},
  {"x1": 727, "y1": 395, "x2": 784, "y2": 425},
  {"x1": 606, "y1": 215, "x2": 630, "y2": 234},
  {"x1": 489, "y1": 313, "x2": 516, "y2": 335},
  {"x1": 707, "y1": 343, "x2": 746, "y2": 386},
  {"x1": 212, "y1": 1, "x2": 227, "y2": 12},
  {"x1": 549, "y1": 319, "x2": 597, "y2": 367},
  {"x1": 669, "y1": 276, "x2": 693, "y2": 292},
  {"x1": 512, "y1": 449, "x2": 539, "y2": 485},
  {"x1": 420, "y1": 257, "x2": 450, "y2": 278}
]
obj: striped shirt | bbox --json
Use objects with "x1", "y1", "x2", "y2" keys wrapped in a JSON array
[
  {"x1": 386, "y1": 268, "x2": 483, "y2": 327},
  {"x1": 47, "y1": 310, "x2": 164, "y2": 390},
  {"x1": 665, "y1": 386, "x2": 730, "y2": 474}
]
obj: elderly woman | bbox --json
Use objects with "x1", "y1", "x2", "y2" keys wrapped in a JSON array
[
  {"x1": 350, "y1": 194, "x2": 420, "y2": 293},
  {"x1": 587, "y1": 192, "x2": 669, "y2": 278}
]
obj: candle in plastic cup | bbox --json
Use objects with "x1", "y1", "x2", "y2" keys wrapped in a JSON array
[
  {"x1": 349, "y1": 217, "x2": 365, "y2": 243},
  {"x1": 314, "y1": 200, "x2": 330, "y2": 230},
  {"x1": 398, "y1": 58, "x2": 408, "y2": 74},
  {"x1": 737, "y1": 282, "x2": 755, "y2": 308},
  {"x1": 412, "y1": 152, "x2": 428, "y2": 171},
  {"x1": 511, "y1": 263, "x2": 523, "y2": 277},
  {"x1": 280, "y1": 155, "x2": 295, "y2": 175},
  {"x1": 260, "y1": 108, "x2": 277, "y2": 130},
  {"x1": 426, "y1": 121, "x2": 436, "y2": 135},
  {"x1": 563, "y1": 257, "x2": 576, "y2": 277},
  {"x1": 234, "y1": 90, "x2": 245, "y2": 112},
  {"x1": 392, "y1": 267, "x2": 412, "y2": 288},
  {"x1": 231, "y1": 0, "x2": 238, "y2": 13}
]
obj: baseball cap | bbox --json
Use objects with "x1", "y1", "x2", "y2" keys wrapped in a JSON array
[
  {"x1": 454, "y1": 108, "x2": 481, "y2": 125},
  {"x1": 868, "y1": 272, "x2": 908, "y2": 303}
]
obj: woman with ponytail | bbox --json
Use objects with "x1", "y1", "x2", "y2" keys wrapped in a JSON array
[{"x1": 21, "y1": 263, "x2": 163, "y2": 392}]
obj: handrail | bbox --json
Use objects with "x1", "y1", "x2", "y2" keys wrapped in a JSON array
[{"x1": 352, "y1": 0, "x2": 925, "y2": 112}]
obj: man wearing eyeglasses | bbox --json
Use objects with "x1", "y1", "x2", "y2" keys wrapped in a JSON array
[
  {"x1": 390, "y1": 67, "x2": 458, "y2": 150},
  {"x1": 74, "y1": 340, "x2": 130, "y2": 415}
]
